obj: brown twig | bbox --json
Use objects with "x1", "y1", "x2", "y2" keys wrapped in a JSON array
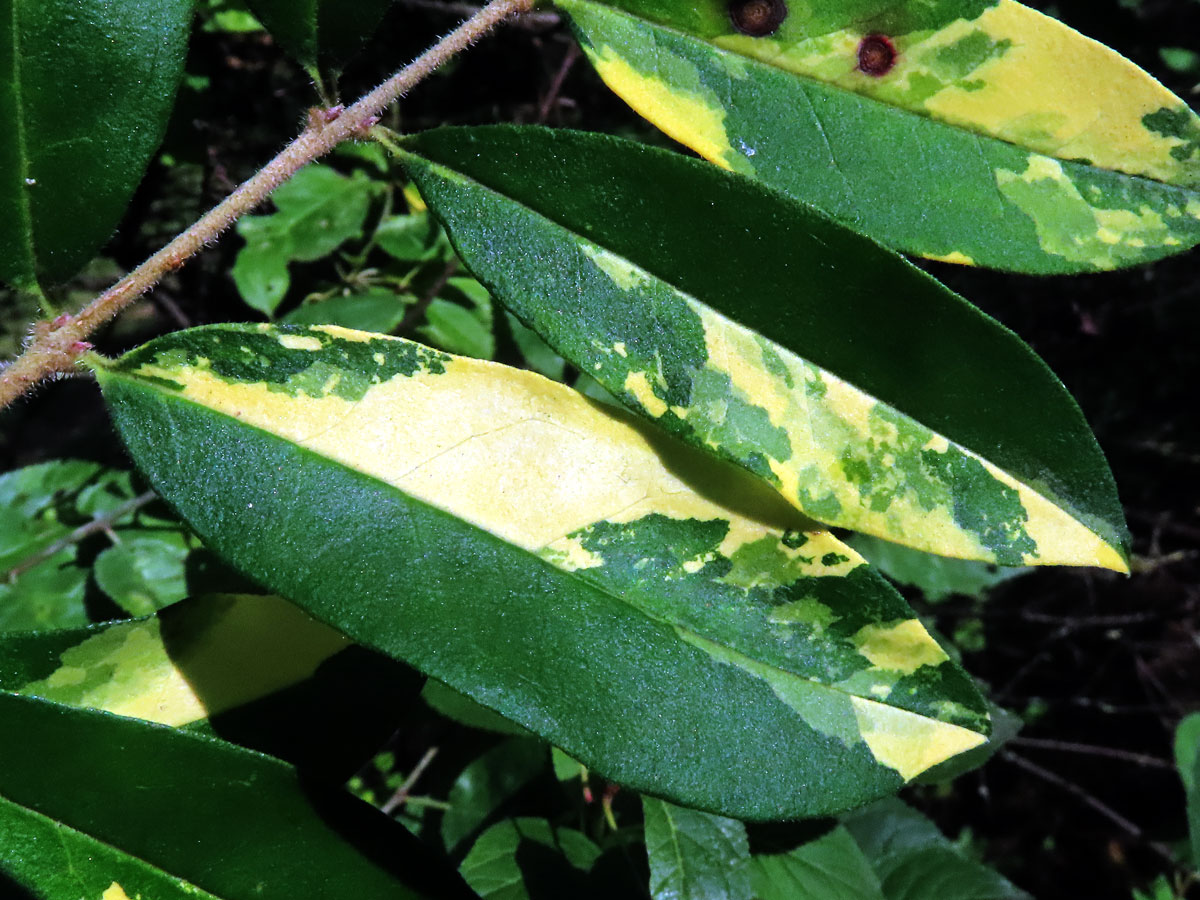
[
  {"x1": 1000, "y1": 750, "x2": 1177, "y2": 866},
  {"x1": 0, "y1": 0, "x2": 533, "y2": 410},
  {"x1": 5, "y1": 490, "x2": 157, "y2": 581},
  {"x1": 380, "y1": 746, "x2": 439, "y2": 815},
  {"x1": 1009, "y1": 736, "x2": 1175, "y2": 770}
]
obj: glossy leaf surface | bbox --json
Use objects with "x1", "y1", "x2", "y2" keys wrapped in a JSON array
[
  {"x1": 843, "y1": 799, "x2": 1030, "y2": 899},
  {"x1": 244, "y1": 0, "x2": 393, "y2": 70},
  {"x1": 99, "y1": 323, "x2": 990, "y2": 818},
  {"x1": 559, "y1": 0, "x2": 1200, "y2": 273},
  {"x1": 750, "y1": 826, "x2": 885, "y2": 900},
  {"x1": 0, "y1": 0, "x2": 193, "y2": 288},
  {"x1": 395, "y1": 126, "x2": 1128, "y2": 570},
  {"x1": 460, "y1": 818, "x2": 602, "y2": 899},
  {"x1": 0, "y1": 692, "x2": 470, "y2": 899},
  {"x1": 643, "y1": 797, "x2": 752, "y2": 900},
  {"x1": 1, "y1": 594, "x2": 349, "y2": 726}
]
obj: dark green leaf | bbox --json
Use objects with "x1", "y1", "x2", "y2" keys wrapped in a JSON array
[
  {"x1": 1175, "y1": 712, "x2": 1200, "y2": 864},
  {"x1": 419, "y1": 298, "x2": 495, "y2": 359},
  {"x1": 0, "y1": 692, "x2": 471, "y2": 899},
  {"x1": 97, "y1": 323, "x2": 991, "y2": 819},
  {"x1": 846, "y1": 534, "x2": 1030, "y2": 603},
  {"x1": 284, "y1": 288, "x2": 409, "y2": 332},
  {"x1": 443, "y1": 738, "x2": 547, "y2": 853},
  {"x1": 394, "y1": 126, "x2": 1128, "y2": 570},
  {"x1": 422, "y1": 679, "x2": 532, "y2": 738},
  {"x1": 0, "y1": 0, "x2": 193, "y2": 289},
  {"x1": 749, "y1": 826, "x2": 885, "y2": 900},
  {"x1": 559, "y1": 0, "x2": 1200, "y2": 273},
  {"x1": 842, "y1": 799, "x2": 1030, "y2": 900},
  {"x1": 643, "y1": 797, "x2": 751, "y2": 900},
  {"x1": 507, "y1": 312, "x2": 565, "y2": 381},
  {"x1": 244, "y1": 0, "x2": 394, "y2": 70},
  {"x1": 460, "y1": 818, "x2": 601, "y2": 900}
]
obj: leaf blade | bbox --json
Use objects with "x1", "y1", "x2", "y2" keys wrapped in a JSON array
[
  {"x1": 0, "y1": 691, "x2": 471, "y2": 900},
  {"x1": 643, "y1": 797, "x2": 752, "y2": 900},
  {"x1": 393, "y1": 126, "x2": 1128, "y2": 571},
  {"x1": 558, "y1": 0, "x2": 1200, "y2": 273},
  {"x1": 98, "y1": 323, "x2": 991, "y2": 818},
  {"x1": 0, "y1": 0, "x2": 193, "y2": 288}
]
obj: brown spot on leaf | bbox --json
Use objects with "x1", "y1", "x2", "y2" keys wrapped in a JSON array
[
  {"x1": 729, "y1": 0, "x2": 787, "y2": 37},
  {"x1": 857, "y1": 34, "x2": 897, "y2": 76}
]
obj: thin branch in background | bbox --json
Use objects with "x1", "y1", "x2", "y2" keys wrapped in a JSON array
[
  {"x1": 538, "y1": 42, "x2": 580, "y2": 123},
  {"x1": 0, "y1": 0, "x2": 533, "y2": 410},
  {"x1": 397, "y1": 259, "x2": 458, "y2": 336},
  {"x1": 381, "y1": 746, "x2": 440, "y2": 815},
  {"x1": 1010, "y1": 736, "x2": 1175, "y2": 770},
  {"x1": 5, "y1": 490, "x2": 157, "y2": 581},
  {"x1": 1000, "y1": 750, "x2": 1178, "y2": 868}
]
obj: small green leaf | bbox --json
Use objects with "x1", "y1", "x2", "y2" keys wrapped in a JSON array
[
  {"x1": 442, "y1": 738, "x2": 548, "y2": 853},
  {"x1": 284, "y1": 288, "x2": 410, "y2": 332},
  {"x1": 749, "y1": 826, "x2": 885, "y2": 900},
  {"x1": 643, "y1": 797, "x2": 751, "y2": 900},
  {"x1": 244, "y1": 0, "x2": 394, "y2": 70},
  {"x1": 559, "y1": 0, "x2": 1200, "y2": 273},
  {"x1": 0, "y1": 0, "x2": 193, "y2": 289},
  {"x1": 0, "y1": 692, "x2": 468, "y2": 899},
  {"x1": 846, "y1": 534, "x2": 1029, "y2": 603},
  {"x1": 507, "y1": 312, "x2": 566, "y2": 381},
  {"x1": 1175, "y1": 712, "x2": 1200, "y2": 864},
  {"x1": 93, "y1": 533, "x2": 192, "y2": 617},
  {"x1": 376, "y1": 212, "x2": 441, "y2": 262},
  {"x1": 1, "y1": 461, "x2": 131, "y2": 633},
  {"x1": 232, "y1": 165, "x2": 375, "y2": 315},
  {"x1": 419, "y1": 298, "x2": 495, "y2": 359},
  {"x1": 842, "y1": 799, "x2": 1030, "y2": 900},
  {"x1": 460, "y1": 818, "x2": 601, "y2": 900},
  {"x1": 394, "y1": 126, "x2": 1129, "y2": 571},
  {"x1": 97, "y1": 323, "x2": 991, "y2": 818}
]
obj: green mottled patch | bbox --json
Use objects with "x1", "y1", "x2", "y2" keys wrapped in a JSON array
[
  {"x1": 687, "y1": 369, "x2": 791, "y2": 485},
  {"x1": 560, "y1": 0, "x2": 1200, "y2": 272},
  {"x1": 922, "y1": 446, "x2": 1036, "y2": 566},
  {"x1": 548, "y1": 513, "x2": 985, "y2": 730},
  {"x1": 114, "y1": 324, "x2": 449, "y2": 402},
  {"x1": 1144, "y1": 106, "x2": 1200, "y2": 178},
  {"x1": 995, "y1": 155, "x2": 1192, "y2": 270},
  {"x1": 18, "y1": 619, "x2": 171, "y2": 712}
]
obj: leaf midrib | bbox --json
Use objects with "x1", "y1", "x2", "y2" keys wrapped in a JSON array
[{"x1": 112, "y1": 364, "x2": 984, "y2": 738}]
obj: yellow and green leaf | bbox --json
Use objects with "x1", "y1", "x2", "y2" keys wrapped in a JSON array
[
  {"x1": 97, "y1": 322, "x2": 991, "y2": 818},
  {"x1": 2, "y1": 594, "x2": 349, "y2": 728},
  {"x1": 558, "y1": 0, "x2": 1200, "y2": 273},
  {"x1": 392, "y1": 126, "x2": 1129, "y2": 571}
]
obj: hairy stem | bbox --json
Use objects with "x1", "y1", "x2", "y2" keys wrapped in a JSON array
[{"x1": 0, "y1": 0, "x2": 532, "y2": 411}]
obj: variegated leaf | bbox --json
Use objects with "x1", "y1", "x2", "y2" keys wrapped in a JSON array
[
  {"x1": 558, "y1": 0, "x2": 1200, "y2": 273},
  {"x1": 97, "y1": 323, "x2": 990, "y2": 819},
  {"x1": 391, "y1": 126, "x2": 1128, "y2": 571},
  {"x1": 0, "y1": 594, "x2": 350, "y2": 728}
]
